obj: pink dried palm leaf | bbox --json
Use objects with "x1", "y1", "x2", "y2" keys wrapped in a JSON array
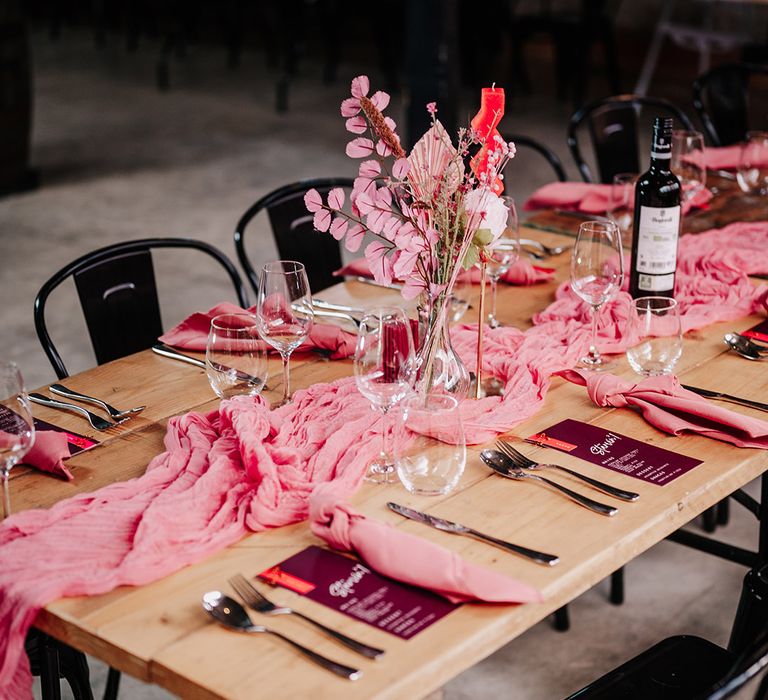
[{"x1": 407, "y1": 120, "x2": 464, "y2": 204}]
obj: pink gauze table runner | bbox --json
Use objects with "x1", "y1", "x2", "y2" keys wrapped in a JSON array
[{"x1": 1, "y1": 221, "x2": 767, "y2": 698}]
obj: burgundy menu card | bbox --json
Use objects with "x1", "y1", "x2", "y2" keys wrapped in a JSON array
[
  {"x1": 0, "y1": 404, "x2": 98, "y2": 456},
  {"x1": 258, "y1": 545, "x2": 458, "y2": 639},
  {"x1": 527, "y1": 419, "x2": 703, "y2": 485}
]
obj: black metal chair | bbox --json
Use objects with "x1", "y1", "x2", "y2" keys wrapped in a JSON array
[
  {"x1": 567, "y1": 95, "x2": 696, "y2": 183},
  {"x1": 504, "y1": 134, "x2": 568, "y2": 183},
  {"x1": 234, "y1": 177, "x2": 355, "y2": 296},
  {"x1": 34, "y1": 238, "x2": 249, "y2": 380},
  {"x1": 693, "y1": 63, "x2": 768, "y2": 147}
]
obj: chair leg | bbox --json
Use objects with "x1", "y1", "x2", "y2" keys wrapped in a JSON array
[
  {"x1": 58, "y1": 645, "x2": 94, "y2": 700},
  {"x1": 717, "y1": 498, "x2": 730, "y2": 526},
  {"x1": 553, "y1": 605, "x2": 570, "y2": 631},
  {"x1": 610, "y1": 567, "x2": 625, "y2": 605},
  {"x1": 39, "y1": 635, "x2": 62, "y2": 700},
  {"x1": 103, "y1": 667, "x2": 121, "y2": 700},
  {"x1": 703, "y1": 506, "x2": 718, "y2": 533}
]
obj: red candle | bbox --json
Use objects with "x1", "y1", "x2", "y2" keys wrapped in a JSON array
[{"x1": 470, "y1": 86, "x2": 505, "y2": 195}]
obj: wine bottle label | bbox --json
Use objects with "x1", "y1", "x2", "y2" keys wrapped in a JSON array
[{"x1": 635, "y1": 205, "x2": 680, "y2": 278}]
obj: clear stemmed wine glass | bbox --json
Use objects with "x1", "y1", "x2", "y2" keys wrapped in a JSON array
[
  {"x1": 570, "y1": 220, "x2": 624, "y2": 371},
  {"x1": 354, "y1": 307, "x2": 415, "y2": 484},
  {"x1": 671, "y1": 130, "x2": 706, "y2": 204},
  {"x1": 0, "y1": 361, "x2": 35, "y2": 519},
  {"x1": 607, "y1": 172, "x2": 636, "y2": 251},
  {"x1": 737, "y1": 131, "x2": 768, "y2": 196},
  {"x1": 485, "y1": 196, "x2": 520, "y2": 329},
  {"x1": 256, "y1": 261, "x2": 314, "y2": 407}
]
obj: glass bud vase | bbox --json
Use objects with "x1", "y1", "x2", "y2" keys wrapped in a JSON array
[{"x1": 415, "y1": 292, "x2": 470, "y2": 399}]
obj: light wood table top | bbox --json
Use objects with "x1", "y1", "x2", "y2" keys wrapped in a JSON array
[{"x1": 14, "y1": 224, "x2": 768, "y2": 699}]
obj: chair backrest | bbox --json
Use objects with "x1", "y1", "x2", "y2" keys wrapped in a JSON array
[
  {"x1": 234, "y1": 178, "x2": 355, "y2": 296},
  {"x1": 504, "y1": 133, "x2": 567, "y2": 182},
  {"x1": 34, "y1": 237, "x2": 249, "y2": 379},
  {"x1": 693, "y1": 63, "x2": 768, "y2": 147},
  {"x1": 567, "y1": 94, "x2": 696, "y2": 183},
  {"x1": 703, "y1": 630, "x2": 768, "y2": 700}
]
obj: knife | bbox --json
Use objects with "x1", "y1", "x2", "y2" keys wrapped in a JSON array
[
  {"x1": 351, "y1": 277, "x2": 404, "y2": 291},
  {"x1": 152, "y1": 343, "x2": 266, "y2": 387},
  {"x1": 681, "y1": 384, "x2": 768, "y2": 414},
  {"x1": 387, "y1": 502, "x2": 559, "y2": 566}
]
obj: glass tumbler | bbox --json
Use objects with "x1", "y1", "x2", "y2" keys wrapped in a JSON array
[
  {"x1": 394, "y1": 394, "x2": 466, "y2": 496},
  {"x1": 626, "y1": 297, "x2": 683, "y2": 376},
  {"x1": 206, "y1": 313, "x2": 268, "y2": 399},
  {"x1": 737, "y1": 131, "x2": 768, "y2": 196}
]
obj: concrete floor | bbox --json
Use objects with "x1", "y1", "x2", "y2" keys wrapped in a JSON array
[{"x1": 2, "y1": 28, "x2": 761, "y2": 700}]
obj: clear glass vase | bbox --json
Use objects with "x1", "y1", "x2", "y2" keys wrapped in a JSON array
[{"x1": 415, "y1": 293, "x2": 470, "y2": 399}]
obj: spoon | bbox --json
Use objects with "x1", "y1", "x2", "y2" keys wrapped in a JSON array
[
  {"x1": 479, "y1": 450, "x2": 618, "y2": 517},
  {"x1": 519, "y1": 238, "x2": 571, "y2": 257},
  {"x1": 201, "y1": 591, "x2": 362, "y2": 680},
  {"x1": 724, "y1": 333, "x2": 768, "y2": 361}
]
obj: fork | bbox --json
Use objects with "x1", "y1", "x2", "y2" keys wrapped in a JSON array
[
  {"x1": 229, "y1": 574, "x2": 385, "y2": 659},
  {"x1": 496, "y1": 440, "x2": 639, "y2": 502},
  {"x1": 49, "y1": 384, "x2": 145, "y2": 422},
  {"x1": 519, "y1": 238, "x2": 571, "y2": 257},
  {"x1": 29, "y1": 393, "x2": 116, "y2": 431}
]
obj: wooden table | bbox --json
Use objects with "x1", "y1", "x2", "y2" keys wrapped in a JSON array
[{"x1": 13, "y1": 223, "x2": 768, "y2": 699}]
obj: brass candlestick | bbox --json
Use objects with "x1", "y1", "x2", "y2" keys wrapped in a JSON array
[{"x1": 475, "y1": 261, "x2": 487, "y2": 399}]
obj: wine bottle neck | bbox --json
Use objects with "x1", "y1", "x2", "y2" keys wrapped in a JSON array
[{"x1": 649, "y1": 127, "x2": 672, "y2": 171}]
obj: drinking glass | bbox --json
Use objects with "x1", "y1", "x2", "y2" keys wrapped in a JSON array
[
  {"x1": 570, "y1": 220, "x2": 624, "y2": 370},
  {"x1": 626, "y1": 297, "x2": 683, "y2": 377},
  {"x1": 607, "y1": 173, "x2": 636, "y2": 251},
  {"x1": 206, "y1": 313, "x2": 268, "y2": 399},
  {"x1": 256, "y1": 261, "x2": 313, "y2": 407},
  {"x1": 394, "y1": 394, "x2": 466, "y2": 496},
  {"x1": 354, "y1": 307, "x2": 415, "y2": 484},
  {"x1": 0, "y1": 361, "x2": 35, "y2": 519},
  {"x1": 737, "y1": 131, "x2": 768, "y2": 196},
  {"x1": 671, "y1": 130, "x2": 706, "y2": 203},
  {"x1": 485, "y1": 196, "x2": 520, "y2": 328}
]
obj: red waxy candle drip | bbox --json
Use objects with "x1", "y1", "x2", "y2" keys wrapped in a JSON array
[{"x1": 470, "y1": 87, "x2": 505, "y2": 195}]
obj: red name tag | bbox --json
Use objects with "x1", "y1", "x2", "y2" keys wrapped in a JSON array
[
  {"x1": 258, "y1": 566, "x2": 316, "y2": 595},
  {"x1": 527, "y1": 432, "x2": 577, "y2": 452}
]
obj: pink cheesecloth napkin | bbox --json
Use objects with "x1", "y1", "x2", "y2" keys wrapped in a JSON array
[
  {"x1": 0, "y1": 431, "x2": 71, "y2": 481},
  {"x1": 334, "y1": 256, "x2": 555, "y2": 285},
  {"x1": 558, "y1": 369, "x2": 768, "y2": 449},
  {"x1": 310, "y1": 484, "x2": 541, "y2": 604},
  {"x1": 1, "y1": 221, "x2": 767, "y2": 697},
  {"x1": 523, "y1": 181, "x2": 712, "y2": 214},
  {"x1": 704, "y1": 145, "x2": 768, "y2": 171},
  {"x1": 159, "y1": 301, "x2": 357, "y2": 359}
]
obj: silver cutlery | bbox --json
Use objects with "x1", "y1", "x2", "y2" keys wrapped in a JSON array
[
  {"x1": 682, "y1": 383, "x2": 768, "y2": 414},
  {"x1": 294, "y1": 304, "x2": 360, "y2": 330},
  {"x1": 229, "y1": 574, "x2": 384, "y2": 659},
  {"x1": 152, "y1": 343, "x2": 207, "y2": 370},
  {"x1": 29, "y1": 393, "x2": 116, "y2": 431},
  {"x1": 723, "y1": 332, "x2": 768, "y2": 361},
  {"x1": 495, "y1": 440, "x2": 639, "y2": 502},
  {"x1": 387, "y1": 502, "x2": 559, "y2": 566},
  {"x1": 312, "y1": 299, "x2": 365, "y2": 315},
  {"x1": 519, "y1": 238, "x2": 571, "y2": 257},
  {"x1": 350, "y1": 276, "x2": 404, "y2": 291},
  {"x1": 49, "y1": 384, "x2": 145, "y2": 422},
  {"x1": 202, "y1": 591, "x2": 362, "y2": 680},
  {"x1": 480, "y1": 449, "x2": 618, "y2": 517}
]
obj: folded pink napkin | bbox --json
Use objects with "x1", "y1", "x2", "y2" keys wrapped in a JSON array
[
  {"x1": 523, "y1": 181, "x2": 712, "y2": 214},
  {"x1": 557, "y1": 369, "x2": 768, "y2": 449},
  {"x1": 0, "y1": 430, "x2": 71, "y2": 480},
  {"x1": 704, "y1": 145, "x2": 768, "y2": 171},
  {"x1": 309, "y1": 486, "x2": 541, "y2": 604},
  {"x1": 335, "y1": 257, "x2": 554, "y2": 285},
  {"x1": 159, "y1": 302, "x2": 357, "y2": 360}
]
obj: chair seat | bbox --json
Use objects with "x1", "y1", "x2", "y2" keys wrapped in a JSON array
[{"x1": 565, "y1": 635, "x2": 735, "y2": 700}]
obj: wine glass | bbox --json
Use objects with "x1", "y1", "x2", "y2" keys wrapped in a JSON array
[
  {"x1": 737, "y1": 131, "x2": 768, "y2": 196},
  {"x1": 671, "y1": 130, "x2": 706, "y2": 204},
  {"x1": 206, "y1": 313, "x2": 268, "y2": 399},
  {"x1": 570, "y1": 220, "x2": 624, "y2": 370},
  {"x1": 485, "y1": 196, "x2": 520, "y2": 329},
  {"x1": 354, "y1": 307, "x2": 415, "y2": 484},
  {"x1": 0, "y1": 361, "x2": 35, "y2": 519},
  {"x1": 256, "y1": 261, "x2": 313, "y2": 407},
  {"x1": 607, "y1": 173, "x2": 636, "y2": 251}
]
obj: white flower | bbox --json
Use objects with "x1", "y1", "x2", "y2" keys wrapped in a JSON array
[{"x1": 464, "y1": 188, "x2": 509, "y2": 242}]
